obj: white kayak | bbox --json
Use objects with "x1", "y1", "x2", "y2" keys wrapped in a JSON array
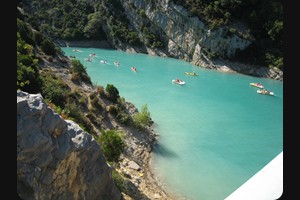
[
  {"x1": 172, "y1": 79, "x2": 186, "y2": 85},
  {"x1": 100, "y1": 60, "x2": 108, "y2": 64},
  {"x1": 257, "y1": 89, "x2": 274, "y2": 96},
  {"x1": 84, "y1": 58, "x2": 93, "y2": 62}
]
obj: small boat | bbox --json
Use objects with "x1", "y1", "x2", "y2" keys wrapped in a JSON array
[
  {"x1": 250, "y1": 83, "x2": 264, "y2": 89},
  {"x1": 100, "y1": 60, "x2": 108, "y2": 64},
  {"x1": 72, "y1": 49, "x2": 82, "y2": 52},
  {"x1": 89, "y1": 53, "x2": 97, "y2": 57},
  {"x1": 131, "y1": 67, "x2": 137, "y2": 72},
  {"x1": 114, "y1": 61, "x2": 120, "y2": 66},
  {"x1": 257, "y1": 89, "x2": 274, "y2": 96},
  {"x1": 172, "y1": 79, "x2": 186, "y2": 85},
  {"x1": 84, "y1": 58, "x2": 93, "y2": 62},
  {"x1": 184, "y1": 72, "x2": 199, "y2": 76}
]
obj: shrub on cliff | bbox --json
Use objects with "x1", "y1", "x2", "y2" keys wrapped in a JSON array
[
  {"x1": 70, "y1": 59, "x2": 92, "y2": 84},
  {"x1": 105, "y1": 84, "x2": 120, "y2": 103},
  {"x1": 132, "y1": 104, "x2": 151, "y2": 130},
  {"x1": 111, "y1": 169, "x2": 130, "y2": 194},
  {"x1": 64, "y1": 101, "x2": 95, "y2": 135},
  {"x1": 96, "y1": 130, "x2": 125, "y2": 162},
  {"x1": 17, "y1": 32, "x2": 41, "y2": 93},
  {"x1": 40, "y1": 70, "x2": 69, "y2": 107},
  {"x1": 40, "y1": 38, "x2": 56, "y2": 56}
]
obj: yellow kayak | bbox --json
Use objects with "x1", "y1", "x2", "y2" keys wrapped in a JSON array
[
  {"x1": 184, "y1": 72, "x2": 199, "y2": 76},
  {"x1": 250, "y1": 83, "x2": 264, "y2": 89}
]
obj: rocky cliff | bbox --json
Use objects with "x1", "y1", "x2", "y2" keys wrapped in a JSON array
[
  {"x1": 17, "y1": 90, "x2": 121, "y2": 200},
  {"x1": 119, "y1": 0, "x2": 282, "y2": 80},
  {"x1": 123, "y1": 0, "x2": 250, "y2": 58},
  {"x1": 18, "y1": 0, "x2": 283, "y2": 80}
]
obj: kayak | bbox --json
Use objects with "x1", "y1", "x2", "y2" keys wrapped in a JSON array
[
  {"x1": 257, "y1": 89, "x2": 274, "y2": 96},
  {"x1": 250, "y1": 83, "x2": 264, "y2": 89},
  {"x1": 84, "y1": 58, "x2": 93, "y2": 62},
  {"x1": 114, "y1": 61, "x2": 120, "y2": 66},
  {"x1": 172, "y1": 79, "x2": 186, "y2": 85},
  {"x1": 184, "y1": 72, "x2": 199, "y2": 76},
  {"x1": 100, "y1": 60, "x2": 108, "y2": 64}
]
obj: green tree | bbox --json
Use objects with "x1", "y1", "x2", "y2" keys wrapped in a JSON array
[
  {"x1": 17, "y1": 32, "x2": 41, "y2": 93},
  {"x1": 133, "y1": 104, "x2": 151, "y2": 129},
  {"x1": 96, "y1": 130, "x2": 125, "y2": 162},
  {"x1": 266, "y1": 20, "x2": 283, "y2": 41},
  {"x1": 40, "y1": 71, "x2": 69, "y2": 107},
  {"x1": 105, "y1": 84, "x2": 120, "y2": 102},
  {"x1": 70, "y1": 59, "x2": 91, "y2": 83},
  {"x1": 83, "y1": 12, "x2": 105, "y2": 39},
  {"x1": 17, "y1": 18, "x2": 34, "y2": 45},
  {"x1": 71, "y1": 59, "x2": 86, "y2": 74},
  {"x1": 40, "y1": 39, "x2": 56, "y2": 56}
]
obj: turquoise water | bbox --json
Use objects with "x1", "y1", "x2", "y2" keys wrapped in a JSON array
[{"x1": 62, "y1": 47, "x2": 283, "y2": 200}]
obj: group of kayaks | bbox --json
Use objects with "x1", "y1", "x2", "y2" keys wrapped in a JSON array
[
  {"x1": 74, "y1": 49, "x2": 204, "y2": 84},
  {"x1": 73, "y1": 50, "x2": 139, "y2": 72},
  {"x1": 250, "y1": 83, "x2": 274, "y2": 96},
  {"x1": 75, "y1": 51, "x2": 275, "y2": 93},
  {"x1": 74, "y1": 51, "x2": 276, "y2": 94}
]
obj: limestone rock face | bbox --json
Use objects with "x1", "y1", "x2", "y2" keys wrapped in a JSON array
[
  {"x1": 124, "y1": 0, "x2": 251, "y2": 60},
  {"x1": 120, "y1": 0, "x2": 282, "y2": 80},
  {"x1": 17, "y1": 90, "x2": 121, "y2": 200}
]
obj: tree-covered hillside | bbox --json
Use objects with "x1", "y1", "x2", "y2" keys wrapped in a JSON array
[
  {"x1": 18, "y1": 0, "x2": 283, "y2": 70},
  {"x1": 17, "y1": 11, "x2": 162, "y2": 199},
  {"x1": 173, "y1": 0, "x2": 283, "y2": 69},
  {"x1": 18, "y1": 0, "x2": 148, "y2": 47}
]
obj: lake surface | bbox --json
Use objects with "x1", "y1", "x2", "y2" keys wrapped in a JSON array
[{"x1": 62, "y1": 47, "x2": 283, "y2": 200}]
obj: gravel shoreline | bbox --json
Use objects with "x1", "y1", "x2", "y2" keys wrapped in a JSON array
[{"x1": 113, "y1": 108, "x2": 175, "y2": 200}]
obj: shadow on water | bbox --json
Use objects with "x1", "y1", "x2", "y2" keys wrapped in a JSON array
[{"x1": 152, "y1": 142, "x2": 178, "y2": 158}]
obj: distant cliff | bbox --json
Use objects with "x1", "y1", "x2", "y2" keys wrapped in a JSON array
[
  {"x1": 118, "y1": 0, "x2": 283, "y2": 80},
  {"x1": 17, "y1": 90, "x2": 121, "y2": 200},
  {"x1": 18, "y1": 0, "x2": 283, "y2": 80}
]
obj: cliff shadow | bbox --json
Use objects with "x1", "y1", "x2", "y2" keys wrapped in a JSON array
[{"x1": 152, "y1": 142, "x2": 178, "y2": 158}]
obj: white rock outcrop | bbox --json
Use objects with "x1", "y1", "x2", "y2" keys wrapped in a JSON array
[{"x1": 17, "y1": 90, "x2": 121, "y2": 200}]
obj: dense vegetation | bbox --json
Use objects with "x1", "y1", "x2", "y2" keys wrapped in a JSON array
[
  {"x1": 17, "y1": 13, "x2": 151, "y2": 160},
  {"x1": 18, "y1": 0, "x2": 283, "y2": 69},
  {"x1": 19, "y1": 0, "x2": 144, "y2": 47},
  {"x1": 17, "y1": 32, "x2": 41, "y2": 93},
  {"x1": 17, "y1": 8, "x2": 157, "y2": 198},
  {"x1": 173, "y1": 0, "x2": 283, "y2": 69},
  {"x1": 18, "y1": 0, "x2": 167, "y2": 49},
  {"x1": 70, "y1": 59, "x2": 92, "y2": 84}
]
